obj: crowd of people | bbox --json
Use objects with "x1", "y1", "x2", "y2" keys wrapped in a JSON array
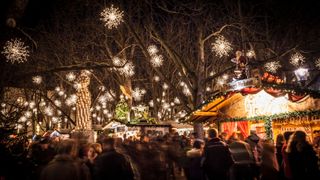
[{"x1": 0, "y1": 128, "x2": 320, "y2": 180}]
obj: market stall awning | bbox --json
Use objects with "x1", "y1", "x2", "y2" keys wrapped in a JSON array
[{"x1": 188, "y1": 92, "x2": 243, "y2": 123}]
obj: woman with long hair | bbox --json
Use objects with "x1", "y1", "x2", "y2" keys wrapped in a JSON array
[{"x1": 286, "y1": 131, "x2": 319, "y2": 179}]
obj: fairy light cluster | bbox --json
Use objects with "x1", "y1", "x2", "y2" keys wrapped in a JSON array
[
  {"x1": 2, "y1": 38, "x2": 29, "y2": 64},
  {"x1": 100, "y1": 5, "x2": 124, "y2": 29},
  {"x1": 211, "y1": 36, "x2": 232, "y2": 57},
  {"x1": 290, "y1": 52, "x2": 305, "y2": 67},
  {"x1": 264, "y1": 61, "x2": 281, "y2": 74}
]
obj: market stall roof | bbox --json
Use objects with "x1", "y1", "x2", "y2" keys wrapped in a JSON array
[{"x1": 187, "y1": 92, "x2": 243, "y2": 123}]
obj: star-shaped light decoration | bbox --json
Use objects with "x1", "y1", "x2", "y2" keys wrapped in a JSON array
[
  {"x1": 100, "y1": 5, "x2": 124, "y2": 29},
  {"x1": 2, "y1": 38, "x2": 29, "y2": 64},
  {"x1": 264, "y1": 61, "x2": 281, "y2": 74},
  {"x1": 132, "y1": 87, "x2": 146, "y2": 101},
  {"x1": 66, "y1": 72, "x2": 76, "y2": 81},
  {"x1": 182, "y1": 86, "x2": 192, "y2": 96},
  {"x1": 32, "y1": 76, "x2": 43, "y2": 84},
  {"x1": 147, "y1": 45, "x2": 159, "y2": 56},
  {"x1": 119, "y1": 61, "x2": 135, "y2": 77},
  {"x1": 150, "y1": 55, "x2": 164, "y2": 67},
  {"x1": 211, "y1": 36, "x2": 232, "y2": 57},
  {"x1": 153, "y1": 76, "x2": 160, "y2": 82},
  {"x1": 290, "y1": 52, "x2": 305, "y2": 67}
]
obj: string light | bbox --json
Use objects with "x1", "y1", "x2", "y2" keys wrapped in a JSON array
[
  {"x1": 32, "y1": 76, "x2": 42, "y2": 84},
  {"x1": 44, "y1": 106, "x2": 53, "y2": 116},
  {"x1": 211, "y1": 36, "x2": 232, "y2": 57},
  {"x1": 66, "y1": 72, "x2": 76, "y2": 81},
  {"x1": 147, "y1": 45, "x2": 159, "y2": 56},
  {"x1": 290, "y1": 52, "x2": 305, "y2": 67},
  {"x1": 2, "y1": 38, "x2": 29, "y2": 64},
  {"x1": 54, "y1": 100, "x2": 62, "y2": 107},
  {"x1": 163, "y1": 83, "x2": 169, "y2": 90},
  {"x1": 183, "y1": 86, "x2": 192, "y2": 96},
  {"x1": 149, "y1": 100, "x2": 154, "y2": 107},
  {"x1": 154, "y1": 76, "x2": 160, "y2": 82},
  {"x1": 66, "y1": 94, "x2": 77, "y2": 106},
  {"x1": 100, "y1": 5, "x2": 124, "y2": 29},
  {"x1": 264, "y1": 61, "x2": 281, "y2": 73}
]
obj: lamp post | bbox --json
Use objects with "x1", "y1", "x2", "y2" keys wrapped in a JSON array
[{"x1": 294, "y1": 68, "x2": 309, "y2": 86}]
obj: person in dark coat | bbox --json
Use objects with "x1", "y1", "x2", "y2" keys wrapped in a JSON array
[
  {"x1": 202, "y1": 128, "x2": 234, "y2": 180},
  {"x1": 184, "y1": 140, "x2": 205, "y2": 180},
  {"x1": 229, "y1": 136, "x2": 255, "y2": 180},
  {"x1": 286, "y1": 131, "x2": 320, "y2": 180},
  {"x1": 40, "y1": 139, "x2": 91, "y2": 180},
  {"x1": 93, "y1": 137, "x2": 134, "y2": 180}
]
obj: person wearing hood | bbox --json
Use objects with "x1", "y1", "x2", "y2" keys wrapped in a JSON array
[{"x1": 184, "y1": 140, "x2": 205, "y2": 180}]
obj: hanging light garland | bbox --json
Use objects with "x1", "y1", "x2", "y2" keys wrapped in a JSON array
[
  {"x1": 2, "y1": 38, "x2": 30, "y2": 64},
  {"x1": 100, "y1": 5, "x2": 124, "y2": 29}
]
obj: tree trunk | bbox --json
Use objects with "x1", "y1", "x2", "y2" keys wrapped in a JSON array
[
  {"x1": 76, "y1": 71, "x2": 92, "y2": 130},
  {"x1": 193, "y1": 31, "x2": 206, "y2": 139}
]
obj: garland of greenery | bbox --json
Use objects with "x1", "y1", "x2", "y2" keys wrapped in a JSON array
[
  {"x1": 219, "y1": 110, "x2": 320, "y2": 139},
  {"x1": 181, "y1": 82, "x2": 320, "y2": 123}
]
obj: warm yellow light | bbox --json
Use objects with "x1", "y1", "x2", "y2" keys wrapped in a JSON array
[{"x1": 245, "y1": 90, "x2": 288, "y2": 117}]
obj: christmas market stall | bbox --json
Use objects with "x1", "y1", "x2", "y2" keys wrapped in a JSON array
[{"x1": 183, "y1": 78, "x2": 320, "y2": 141}]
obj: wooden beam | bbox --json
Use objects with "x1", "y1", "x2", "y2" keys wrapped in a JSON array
[{"x1": 193, "y1": 111, "x2": 218, "y2": 116}]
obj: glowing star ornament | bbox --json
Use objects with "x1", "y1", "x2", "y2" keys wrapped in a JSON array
[
  {"x1": 264, "y1": 61, "x2": 281, "y2": 74},
  {"x1": 132, "y1": 87, "x2": 146, "y2": 101},
  {"x1": 315, "y1": 58, "x2": 320, "y2": 69},
  {"x1": 44, "y1": 106, "x2": 53, "y2": 116},
  {"x1": 100, "y1": 5, "x2": 124, "y2": 29},
  {"x1": 119, "y1": 62, "x2": 135, "y2": 77},
  {"x1": 32, "y1": 76, "x2": 43, "y2": 84},
  {"x1": 150, "y1": 55, "x2": 164, "y2": 67},
  {"x1": 147, "y1": 45, "x2": 159, "y2": 56},
  {"x1": 174, "y1": 97, "x2": 180, "y2": 104},
  {"x1": 290, "y1": 52, "x2": 305, "y2": 67},
  {"x1": 66, "y1": 72, "x2": 76, "y2": 81},
  {"x1": 2, "y1": 38, "x2": 29, "y2": 64},
  {"x1": 211, "y1": 36, "x2": 232, "y2": 57}
]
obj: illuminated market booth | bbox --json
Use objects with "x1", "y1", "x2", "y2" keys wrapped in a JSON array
[{"x1": 184, "y1": 75, "x2": 320, "y2": 140}]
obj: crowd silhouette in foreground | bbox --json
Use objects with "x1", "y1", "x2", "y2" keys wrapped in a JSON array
[{"x1": 0, "y1": 128, "x2": 319, "y2": 180}]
